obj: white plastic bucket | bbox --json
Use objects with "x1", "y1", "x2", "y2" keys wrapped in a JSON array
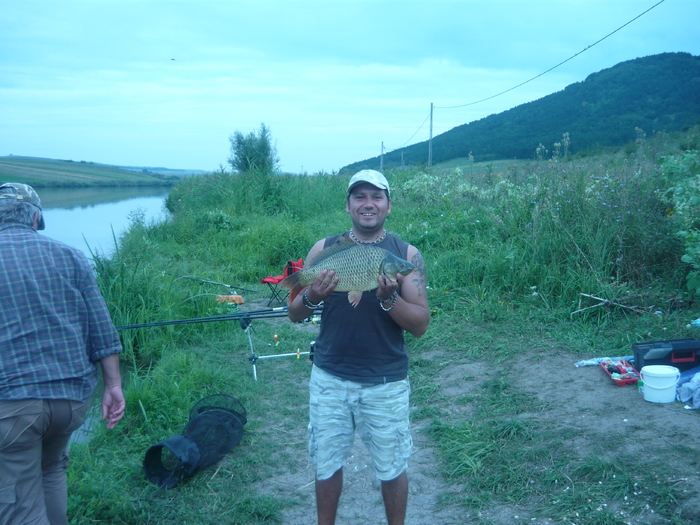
[{"x1": 640, "y1": 365, "x2": 680, "y2": 403}]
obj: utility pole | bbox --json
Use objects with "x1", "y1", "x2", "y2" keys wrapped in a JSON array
[
  {"x1": 380, "y1": 142, "x2": 384, "y2": 171},
  {"x1": 428, "y1": 102, "x2": 433, "y2": 168}
]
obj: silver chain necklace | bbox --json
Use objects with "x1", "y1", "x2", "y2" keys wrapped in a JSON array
[{"x1": 349, "y1": 229, "x2": 387, "y2": 245}]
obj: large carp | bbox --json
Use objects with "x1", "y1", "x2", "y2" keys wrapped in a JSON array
[{"x1": 281, "y1": 237, "x2": 416, "y2": 307}]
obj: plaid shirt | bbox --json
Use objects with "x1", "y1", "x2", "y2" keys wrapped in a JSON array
[{"x1": 0, "y1": 223, "x2": 122, "y2": 401}]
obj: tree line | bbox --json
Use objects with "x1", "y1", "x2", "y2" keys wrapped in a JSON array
[{"x1": 342, "y1": 52, "x2": 700, "y2": 172}]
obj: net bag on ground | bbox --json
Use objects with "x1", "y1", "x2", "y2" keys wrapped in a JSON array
[{"x1": 143, "y1": 394, "x2": 247, "y2": 488}]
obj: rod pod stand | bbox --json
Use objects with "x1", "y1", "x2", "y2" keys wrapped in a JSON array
[{"x1": 240, "y1": 317, "x2": 311, "y2": 381}]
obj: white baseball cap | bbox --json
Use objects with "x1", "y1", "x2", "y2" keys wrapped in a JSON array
[{"x1": 347, "y1": 169, "x2": 390, "y2": 197}]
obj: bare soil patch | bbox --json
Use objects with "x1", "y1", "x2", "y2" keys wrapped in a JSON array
[{"x1": 243, "y1": 306, "x2": 700, "y2": 524}]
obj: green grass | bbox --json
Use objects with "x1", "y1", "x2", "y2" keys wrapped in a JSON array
[
  {"x1": 65, "y1": 127, "x2": 700, "y2": 523},
  {"x1": 0, "y1": 155, "x2": 179, "y2": 186},
  {"x1": 68, "y1": 324, "x2": 313, "y2": 524}
]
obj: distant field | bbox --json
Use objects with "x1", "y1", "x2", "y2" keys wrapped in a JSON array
[{"x1": 0, "y1": 156, "x2": 185, "y2": 187}]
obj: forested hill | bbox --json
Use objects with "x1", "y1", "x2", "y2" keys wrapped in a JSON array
[{"x1": 341, "y1": 52, "x2": 700, "y2": 173}]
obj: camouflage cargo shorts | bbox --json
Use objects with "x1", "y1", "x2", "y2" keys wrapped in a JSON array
[{"x1": 308, "y1": 365, "x2": 412, "y2": 481}]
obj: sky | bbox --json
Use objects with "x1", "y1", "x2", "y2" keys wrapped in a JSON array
[{"x1": 1, "y1": 0, "x2": 698, "y2": 175}]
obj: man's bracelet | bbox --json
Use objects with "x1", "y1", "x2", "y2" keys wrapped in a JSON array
[
  {"x1": 303, "y1": 290, "x2": 323, "y2": 309},
  {"x1": 378, "y1": 290, "x2": 398, "y2": 312}
]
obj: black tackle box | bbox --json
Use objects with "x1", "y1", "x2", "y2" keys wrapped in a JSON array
[{"x1": 631, "y1": 338, "x2": 700, "y2": 371}]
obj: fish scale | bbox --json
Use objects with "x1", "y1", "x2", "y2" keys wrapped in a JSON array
[
  {"x1": 299, "y1": 244, "x2": 387, "y2": 291},
  {"x1": 281, "y1": 237, "x2": 416, "y2": 307}
]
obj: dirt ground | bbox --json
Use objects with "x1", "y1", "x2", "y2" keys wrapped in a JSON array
[
  {"x1": 248, "y1": 327, "x2": 700, "y2": 525},
  {"x1": 239, "y1": 295, "x2": 700, "y2": 524}
]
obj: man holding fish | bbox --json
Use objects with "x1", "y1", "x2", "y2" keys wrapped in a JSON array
[{"x1": 286, "y1": 169, "x2": 429, "y2": 525}]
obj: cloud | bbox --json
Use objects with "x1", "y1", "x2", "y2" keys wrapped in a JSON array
[{"x1": 1, "y1": 0, "x2": 699, "y2": 173}]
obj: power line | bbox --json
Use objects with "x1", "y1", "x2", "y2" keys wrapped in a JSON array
[
  {"x1": 394, "y1": 111, "x2": 431, "y2": 150},
  {"x1": 435, "y1": 0, "x2": 666, "y2": 110},
  {"x1": 382, "y1": 0, "x2": 667, "y2": 155}
]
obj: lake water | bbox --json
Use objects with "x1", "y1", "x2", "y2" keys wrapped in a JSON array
[{"x1": 38, "y1": 186, "x2": 171, "y2": 258}]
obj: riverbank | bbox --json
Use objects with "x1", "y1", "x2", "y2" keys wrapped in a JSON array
[{"x1": 68, "y1": 127, "x2": 700, "y2": 524}]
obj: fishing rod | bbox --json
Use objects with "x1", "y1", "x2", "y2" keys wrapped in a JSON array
[
  {"x1": 115, "y1": 307, "x2": 322, "y2": 331},
  {"x1": 167, "y1": 273, "x2": 261, "y2": 294},
  {"x1": 115, "y1": 307, "x2": 288, "y2": 330}
]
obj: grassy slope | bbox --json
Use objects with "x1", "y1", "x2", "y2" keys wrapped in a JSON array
[
  {"x1": 64, "y1": 128, "x2": 700, "y2": 524},
  {"x1": 343, "y1": 52, "x2": 700, "y2": 172},
  {"x1": 0, "y1": 156, "x2": 181, "y2": 186}
]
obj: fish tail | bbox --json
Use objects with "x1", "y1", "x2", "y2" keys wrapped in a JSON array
[
  {"x1": 280, "y1": 272, "x2": 304, "y2": 305},
  {"x1": 279, "y1": 271, "x2": 300, "y2": 289},
  {"x1": 288, "y1": 282, "x2": 304, "y2": 305}
]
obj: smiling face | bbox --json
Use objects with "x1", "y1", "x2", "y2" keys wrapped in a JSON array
[{"x1": 346, "y1": 182, "x2": 392, "y2": 235}]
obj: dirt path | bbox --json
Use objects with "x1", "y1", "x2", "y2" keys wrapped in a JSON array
[
  {"x1": 251, "y1": 330, "x2": 700, "y2": 524},
  {"x1": 258, "y1": 417, "x2": 465, "y2": 525}
]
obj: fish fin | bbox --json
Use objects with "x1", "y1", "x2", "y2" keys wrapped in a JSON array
[
  {"x1": 279, "y1": 271, "x2": 300, "y2": 289},
  {"x1": 279, "y1": 272, "x2": 304, "y2": 304},
  {"x1": 347, "y1": 290, "x2": 363, "y2": 308},
  {"x1": 307, "y1": 236, "x2": 357, "y2": 266},
  {"x1": 288, "y1": 282, "x2": 304, "y2": 306}
]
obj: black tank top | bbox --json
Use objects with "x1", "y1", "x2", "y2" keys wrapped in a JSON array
[{"x1": 312, "y1": 232, "x2": 410, "y2": 383}]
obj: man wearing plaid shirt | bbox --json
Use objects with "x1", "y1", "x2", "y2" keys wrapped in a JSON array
[{"x1": 0, "y1": 182, "x2": 125, "y2": 525}]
